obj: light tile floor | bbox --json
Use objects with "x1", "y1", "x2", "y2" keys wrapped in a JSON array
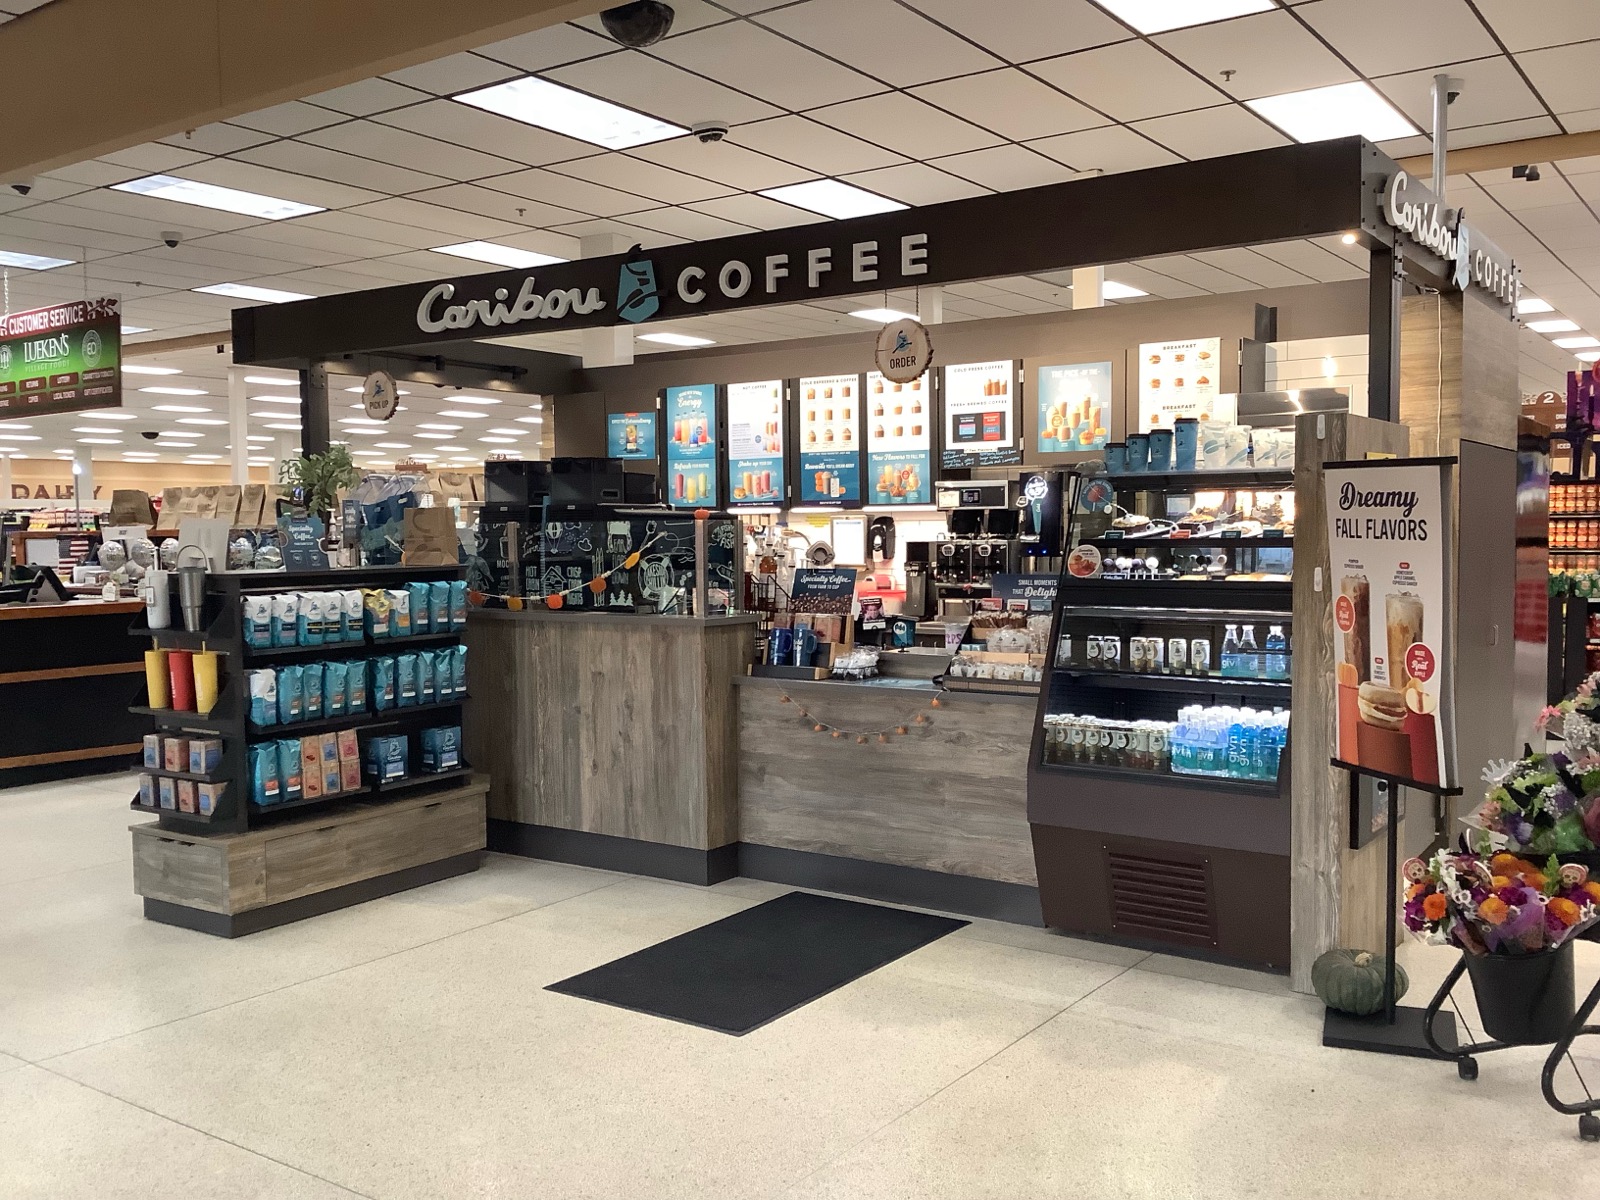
[{"x1": 3, "y1": 773, "x2": 1597, "y2": 1198}]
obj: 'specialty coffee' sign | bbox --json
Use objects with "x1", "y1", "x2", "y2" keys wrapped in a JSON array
[{"x1": 1324, "y1": 458, "x2": 1458, "y2": 791}]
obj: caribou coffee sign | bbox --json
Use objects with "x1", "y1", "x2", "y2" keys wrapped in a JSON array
[{"x1": 1381, "y1": 171, "x2": 1518, "y2": 307}]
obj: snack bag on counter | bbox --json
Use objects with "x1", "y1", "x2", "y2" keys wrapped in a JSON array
[{"x1": 271, "y1": 593, "x2": 300, "y2": 648}]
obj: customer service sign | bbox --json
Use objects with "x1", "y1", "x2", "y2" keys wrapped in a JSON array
[
  {"x1": 0, "y1": 297, "x2": 122, "y2": 417},
  {"x1": 1324, "y1": 458, "x2": 1458, "y2": 790}
]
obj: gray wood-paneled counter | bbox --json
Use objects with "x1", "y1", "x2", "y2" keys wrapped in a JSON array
[
  {"x1": 464, "y1": 608, "x2": 756, "y2": 884},
  {"x1": 736, "y1": 675, "x2": 1042, "y2": 923}
]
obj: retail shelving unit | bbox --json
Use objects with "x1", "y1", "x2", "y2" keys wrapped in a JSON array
[{"x1": 1027, "y1": 466, "x2": 1296, "y2": 968}]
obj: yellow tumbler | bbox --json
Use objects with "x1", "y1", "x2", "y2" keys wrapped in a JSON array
[
  {"x1": 144, "y1": 649, "x2": 169, "y2": 709},
  {"x1": 192, "y1": 651, "x2": 220, "y2": 717}
]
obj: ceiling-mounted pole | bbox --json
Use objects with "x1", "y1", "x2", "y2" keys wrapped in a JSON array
[{"x1": 1431, "y1": 74, "x2": 1458, "y2": 201}]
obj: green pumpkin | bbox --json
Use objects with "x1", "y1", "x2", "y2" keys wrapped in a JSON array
[{"x1": 1312, "y1": 948, "x2": 1409, "y2": 1015}]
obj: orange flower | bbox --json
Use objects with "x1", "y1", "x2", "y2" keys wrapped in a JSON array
[
  {"x1": 1407, "y1": 883, "x2": 1425, "y2": 901},
  {"x1": 1490, "y1": 875, "x2": 1511, "y2": 889},
  {"x1": 1491, "y1": 853, "x2": 1521, "y2": 874},
  {"x1": 1584, "y1": 882, "x2": 1600, "y2": 904},
  {"x1": 1422, "y1": 893, "x2": 1448, "y2": 921},
  {"x1": 1549, "y1": 897, "x2": 1582, "y2": 927},
  {"x1": 1523, "y1": 871, "x2": 1548, "y2": 890},
  {"x1": 1477, "y1": 896, "x2": 1510, "y2": 925}
]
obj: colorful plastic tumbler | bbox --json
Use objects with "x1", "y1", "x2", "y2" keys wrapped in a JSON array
[
  {"x1": 167, "y1": 650, "x2": 196, "y2": 713},
  {"x1": 144, "y1": 649, "x2": 170, "y2": 709},
  {"x1": 192, "y1": 650, "x2": 220, "y2": 716}
]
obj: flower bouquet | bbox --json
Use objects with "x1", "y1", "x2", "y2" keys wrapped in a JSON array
[
  {"x1": 1461, "y1": 750, "x2": 1600, "y2": 859},
  {"x1": 1403, "y1": 850, "x2": 1600, "y2": 1043}
]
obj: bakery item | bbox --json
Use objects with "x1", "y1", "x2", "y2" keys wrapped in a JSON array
[{"x1": 1357, "y1": 682, "x2": 1407, "y2": 731}]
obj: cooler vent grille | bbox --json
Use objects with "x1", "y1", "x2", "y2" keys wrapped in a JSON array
[{"x1": 1106, "y1": 849, "x2": 1215, "y2": 947}]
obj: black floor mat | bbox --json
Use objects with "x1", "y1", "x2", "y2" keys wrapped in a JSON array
[{"x1": 545, "y1": 890, "x2": 967, "y2": 1035}]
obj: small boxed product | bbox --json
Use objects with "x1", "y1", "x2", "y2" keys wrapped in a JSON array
[
  {"x1": 249, "y1": 668, "x2": 278, "y2": 727},
  {"x1": 271, "y1": 592, "x2": 300, "y2": 648},
  {"x1": 341, "y1": 755, "x2": 362, "y2": 793},
  {"x1": 197, "y1": 780, "x2": 226, "y2": 816},
  {"x1": 242, "y1": 594, "x2": 274, "y2": 649},
  {"x1": 320, "y1": 732, "x2": 341, "y2": 795},
  {"x1": 301, "y1": 737, "x2": 323, "y2": 798},
  {"x1": 408, "y1": 581, "x2": 432, "y2": 634},
  {"x1": 420, "y1": 725, "x2": 461, "y2": 772},
  {"x1": 177, "y1": 779, "x2": 197, "y2": 814},
  {"x1": 162, "y1": 736, "x2": 188, "y2": 773},
  {"x1": 336, "y1": 727, "x2": 360, "y2": 764},
  {"x1": 365, "y1": 733, "x2": 408, "y2": 782},
  {"x1": 277, "y1": 739, "x2": 303, "y2": 801},
  {"x1": 142, "y1": 733, "x2": 162, "y2": 769},
  {"x1": 138, "y1": 773, "x2": 156, "y2": 807},
  {"x1": 387, "y1": 588, "x2": 412, "y2": 637},
  {"x1": 158, "y1": 776, "x2": 176, "y2": 810},
  {"x1": 187, "y1": 737, "x2": 223, "y2": 776}
]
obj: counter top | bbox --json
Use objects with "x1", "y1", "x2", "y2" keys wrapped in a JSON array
[
  {"x1": 0, "y1": 599, "x2": 144, "y2": 622},
  {"x1": 736, "y1": 672, "x2": 1038, "y2": 705},
  {"x1": 469, "y1": 608, "x2": 759, "y2": 629}
]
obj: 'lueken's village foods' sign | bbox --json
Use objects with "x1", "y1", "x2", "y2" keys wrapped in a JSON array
[
  {"x1": 0, "y1": 297, "x2": 122, "y2": 418},
  {"x1": 1325, "y1": 458, "x2": 1459, "y2": 791}
]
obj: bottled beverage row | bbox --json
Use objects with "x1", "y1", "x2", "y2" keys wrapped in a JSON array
[
  {"x1": 1056, "y1": 622, "x2": 1291, "y2": 680},
  {"x1": 1041, "y1": 706, "x2": 1287, "y2": 784}
]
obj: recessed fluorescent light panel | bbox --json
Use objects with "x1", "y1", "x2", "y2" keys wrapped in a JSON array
[
  {"x1": 760, "y1": 180, "x2": 906, "y2": 219},
  {"x1": 121, "y1": 364, "x2": 182, "y2": 376},
  {"x1": 1246, "y1": 82, "x2": 1419, "y2": 144},
  {"x1": 1095, "y1": 0, "x2": 1274, "y2": 33},
  {"x1": 431, "y1": 241, "x2": 567, "y2": 269},
  {"x1": 113, "y1": 174, "x2": 324, "y2": 220},
  {"x1": 1555, "y1": 336, "x2": 1600, "y2": 349},
  {"x1": 141, "y1": 388, "x2": 209, "y2": 397},
  {"x1": 638, "y1": 332, "x2": 716, "y2": 347},
  {"x1": 0, "y1": 250, "x2": 75, "y2": 270},
  {"x1": 850, "y1": 308, "x2": 918, "y2": 324},
  {"x1": 1528, "y1": 319, "x2": 1580, "y2": 334},
  {"x1": 1102, "y1": 281, "x2": 1148, "y2": 300},
  {"x1": 194, "y1": 283, "x2": 315, "y2": 304},
  {"x1": 1516, "y1": 297, "x2": 1554, "y2": 315},
  {"x1": 244, "y1": 375, "x2": 298, "y2": 386},
  {"x1": 455, "y1": 76, "x2": 686, "y2": 150},
  {"x1": 121, "y1": 325, "x2": 151, "y2": 334},
  {"x1": 1578, "y1": 350, "x2": 1600, "y2": 363},
  {"x1": 251, "y1": 394, "x2": 301, "y2": 405}
]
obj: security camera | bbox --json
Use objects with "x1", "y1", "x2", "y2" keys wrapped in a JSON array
[
  {"x1": 140, "y1": 430, "x2": 160, "y2": 441},
  {"x1": 1513, "y1": 164, "x2": 1542, "y2": 183},
  {"x1": 599, "y1": 1, "x2": 674, "y2": 48},
  {"x1": 160, "y1": 231, "x2": 182, "y2": 248},
  {"x1": 6, "y1": 178, "x2": 33, "y2": 196},
  {"x1": 692, "y1": 121, "x2": 730, "y2": 144}
]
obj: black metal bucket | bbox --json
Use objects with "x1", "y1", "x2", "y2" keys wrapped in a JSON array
[{"x1": 1463, "y1": 940, "x2": 1577, "y2": 1045}]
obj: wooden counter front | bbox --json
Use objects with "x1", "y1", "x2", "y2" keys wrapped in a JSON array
[{"x1": 464, "y1": 610, "x2": 755, "y2": 882}]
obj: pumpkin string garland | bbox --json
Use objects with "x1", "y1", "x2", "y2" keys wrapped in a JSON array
[{"x1": 780, "y1": 691, "x2": 945, "y2": 743}]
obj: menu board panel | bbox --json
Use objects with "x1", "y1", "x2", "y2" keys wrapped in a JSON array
[
  {"x1": 865, "y1": 370, "x2": 931, "y2": 505},
  {"x1": 941, "y1": 359, "x2": 1018, "y2": 468},
  {"x1": 726, "y1": 379, "x2": 785, "y2": 505},
  {"x1": 1036, "y1": 361, "x2": 1112, "y2": 453},
  {"x1": 1137, "y1": 337, "x2": 1228, "y2": 430},
  {"x1": 606, "y1": 411, "x2": 657, "y2": 459},
  {"x1": 797, "y1": 373, "x2": 861, "y2": 505},
  {"x1": 664, "y1": 384, "x2": 718, "y2": 508}
]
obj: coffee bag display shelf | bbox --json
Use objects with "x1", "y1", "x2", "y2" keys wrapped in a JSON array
[
  {"x1": 1105, "y1": 468, "x2": 1297, "y2": 491},
  {"x1": 127, "y1": 564, "x2": 468, "y2": 835},
  {"x1": 1321, "y1": 764, "x2": 1464, "y2": 1059},
  {"x1": 1416, "y1": 932, "x2": 1600, "y2": 1141},
  {"x1": 1036, "y1": 758, "x2": 1284, "y2": 797}
]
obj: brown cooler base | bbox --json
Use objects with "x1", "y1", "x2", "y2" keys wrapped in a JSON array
[{"x1": 1030, "y1": 824, "x2": 1290, "y2": 970}]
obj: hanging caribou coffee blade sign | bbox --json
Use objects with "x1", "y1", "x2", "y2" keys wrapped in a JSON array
[
  {"x1": 1380, "y1": 171, "x2": 1518, "y2": 307},
  {"x1": 874, "y1": 317, "x2": 933, "y2": 385},
  {"x1": 362, "y1": 370, "x2": 400, "y2": 421}
]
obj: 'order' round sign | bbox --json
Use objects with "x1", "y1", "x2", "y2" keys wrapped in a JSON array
[{"x1": 874, "y1": 317, "x2": 933, "y2": 384}]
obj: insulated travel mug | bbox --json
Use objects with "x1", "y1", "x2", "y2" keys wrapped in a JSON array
[
  {"x1": 1147, "y1": 428, "x2": 1174, "y2": 471},
  {"x1": 1173, "y1": 418, "x2": 1198, "y2": 471}
]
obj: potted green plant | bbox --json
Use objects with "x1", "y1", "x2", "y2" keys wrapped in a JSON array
[{"x1": 279, "y1": 447, "x2": 360, "y2": 549}]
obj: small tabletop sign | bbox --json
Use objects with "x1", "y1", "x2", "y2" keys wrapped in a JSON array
[
  {"x1": 279, "y1": 515, "x2": 327, "y2": 570},
  {"x1": 790, "y1": 567, "x2": 857, "y2": 614},
  {"x1": 992, "y1": 574, "x2": 1060, "y2": 612}
]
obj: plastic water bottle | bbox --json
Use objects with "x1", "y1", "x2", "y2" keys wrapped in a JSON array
[
  {"x1": 1264, "y1": 625, "x2": 1289, "y2": 681},
  {"x1": 1238, "y1": 626, "x2": 1262, "y2": 680},
  {"x1": 1221, "y1": 625, "x2": 1242, "y2": 678},
  {"x1": 1227, "y1": 714, "x2": 1248, "y2": 777}
]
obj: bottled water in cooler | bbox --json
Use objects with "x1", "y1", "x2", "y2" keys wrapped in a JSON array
[{"x1": 1171, "y1": 706, "x2": 1287, "y2": 782}]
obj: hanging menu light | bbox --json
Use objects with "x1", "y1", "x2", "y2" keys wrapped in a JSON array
[
  {"x1": 797, "y1": 373, "x2": 862, "y2": 506},
  {"x1": 726, "y1": 379, "x2": 785, "y2": 505},
  {"x1": 865, "y1": 370, "x2": 930, "y2": 505},
  {"x1": 941, "y1": 359, "x2": 1019, "y2": 468},
  {"x1": 664, "y1": 384, "x2": 718, "y2": 507}
]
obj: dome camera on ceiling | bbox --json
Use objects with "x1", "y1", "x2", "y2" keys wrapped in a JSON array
[{"x1": 599, "y1": 1, "x2": 674, "y2": 48}]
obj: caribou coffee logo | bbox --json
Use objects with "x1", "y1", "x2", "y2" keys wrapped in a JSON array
[
  {"x1": 1381, "y1": 171, "x2": 1517, "y2": 306},
  {"x1": 415, "y1": 276, "x2": 606, "y2": 334}
]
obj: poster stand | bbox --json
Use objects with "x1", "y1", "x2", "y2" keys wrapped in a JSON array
[{"x1": 1321, "y1": 761, "x2": 1462, "y2": 1057}]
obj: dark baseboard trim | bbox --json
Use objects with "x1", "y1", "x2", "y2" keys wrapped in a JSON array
[
  {"x1": 488, "y1": 820, "x2": 738, "y2": 886},
  {"x1": 1, "y1": 754, "x2": 140, "y2": 790},
  {"x1": 142, "y1": 851, "x2": 483, "y2": 938},
  {"x1": 738, "y1": 843, "x2": 1043, "y2": 927}
]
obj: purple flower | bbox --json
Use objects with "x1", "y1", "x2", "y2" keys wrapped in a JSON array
[
  {"x1": 1546, "y1": 908, "x2": 1567, "y2": 937},
  {"x1": 1499, "y1": 886, "x2": 1528, "y2": 905},
  {"x1": 1515, "y1": 819, "x2": 1536, "y2": 844}
]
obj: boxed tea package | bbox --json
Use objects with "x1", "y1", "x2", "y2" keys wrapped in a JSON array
[
  {"x1": 162, "y1": 736, "x2": 188, "y2": 773},
  {"x1": 177, "y1": 779, "x2": 198, "y2": 814},
  {"x1": 158, "y1": 776, "x2": 176, "y2": 810},
  {"x1": 187, "y1": 737, "x2": 223, "y2": 776},
  {"x1": 336, "y1": 728, "x2": 359, "y2": 764},
  {"x1": 300, "y1": 737, "x2": 323, "y2": 798},
  {"x1": 138, "y1": 773, "x2": 156, "y2": 807},
  {"x1": 197, "y1": 780, "x2": 225, "y2": 817},
  {"x1": 142, "y1": 733, "x2": 162, "y2": 769},
  {"x1": 337, "y1": 728, "x2": 361, "y2": 791},
  {"x1": 320, "y1": 732, "x2": 341, "y2": 795}
]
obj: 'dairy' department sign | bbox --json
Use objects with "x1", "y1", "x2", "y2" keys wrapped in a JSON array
[
  {"x1": 1325, "y1": 458, "x2": 1458, "y2": 790},
  {"x1": 0, "y1": 297, "x2": 122, "y2": 418}
]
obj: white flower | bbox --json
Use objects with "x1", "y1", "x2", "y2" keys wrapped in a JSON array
[{"x1": 1481, "y1": 758, "x2": 1518, "y2": 788}]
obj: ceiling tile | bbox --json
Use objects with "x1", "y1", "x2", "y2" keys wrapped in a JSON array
[
  {"x1": 651, "y1": 20, "x2": 884, "y2": 111},
  {"x1": 234, "y1": 140, "x2": 453, "y2": 196},
  {"x1": 301, "y1": 120, "x2": 521, "y2": 183},
  {"x1": 1516, "y1": 202, "x2": 1600, "y2": 249},
  {"x1": 401, "y1": 183, "x2": 586, "y2": 229},
  {"x1": 341, "y1": 196, "x2": 520, "y2": 240},
  {"x1": 628, "y1": 138, "x2": 813, "y2": 192},
  {"x1": 472, "y1": 22, "x2": 616, "y2": 72},
  {"x1": 927, "y1": 144, "x2": 1079, "y2": 191},
  {"x1": 261, "y1": 211, "x2": 425, "y2": 255},
  {"x1": 685, "y1": 193, "x2": 827, "y2": 229},
  {"x1": 627, "y1": 206, "x2": 755, "y2": 241},
  {"x1": 1191, "y1": 247, "x2": 1314, "y2": 288},
  {"x1": 1132, "y1": 105, "x2": 1291, "y2": 158},
  {"x1": 1373, "y1": 56, "x2": 1547, "y2": 131},
  {"x1": 838, "y1": 163, "x2": 990, "y2": 205},
  {"x1": 545, "y1": 218, "x2": 679, "y2": 249},
  {"x1": 373, "y1": 100, "x2": 595, "y2": 168},
  {"x1": 757, "y1": 0, "x2": 1002, "y2": 87},
  {"x1": 193, "y1": 231, "x2": 355, "y2": 269},
  {"x1": 1029, "y1": 40, "x2": 1227, "y2": 122},
  {"x1": 479, "y1": 168, "x2": 654, "y2": 218},
  {"x1": 732, "y1": 116, "x2": 908, "y2": 174},
  {"x1": 99, "y1": 144, "x2": 210, "y2": 173},
  {"x1": 382, "y1": 52, "x2": 520, "y2": 97},
  {"x1": 1027, "y1": 125, "x2": 1183, "y2": 174},
  {"x1": 548, "y1": 52, "x2": 781, "y2": 127},
  {"x1": 1453, "y1": 115, "x2": 1564, "y2": 148},
  {"x1": 179, "y1": 158, "x2": 381, "y2": 211},
  {"x1": 0, "y1": 213, "x2": 148, "y2": 256},
  {"x1": 1518, "y1": 41, "x2": 1600, "y2": 116},
  {"x1": 1154, "y1": 10, "x2": 1355, "y2": 100},
  {"x1": 1137, "y1": 253, "x2": 1256, "y2": 293},
  {"x1": 911, "y1": 69, "x2": 1109, "y2": 141},
  {"x1": 1471, "y1": 0, "x2": 1600, "y2": 52},
  {"x1": 1295, "y1": 0, "x2": 1502, "y2": 77},
  {"x1": 1563, "y1": 108, "x2": 1600, "y2": 133},
  {"x1": 549, "y1": 154, "x2": 734, "y2": 205},
  {"x1": 901, "y1": 0, "x2": 1130, "y2": 63},
  {"x1": 46, "y1": 160, "x2": 139, "y2": 187},
  {"x1": 157, "y1": 123, "x2": 275, "y2": 157},
  {"x1": 304, "y1": 78, "x2": 429, "y2": 117},
  {"x1": 1472, "y1": 168, "x2": 1578, "y2": 211},
  {"x1": 807, "y1": 92, "x2": 1003, "y2": 160},
  {"x1": 229, "y1": 101, "x2": 346, "y2": 137},
  {"x1": 1252, "y1": 238, "x2": 1367, "y2": 282}
]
